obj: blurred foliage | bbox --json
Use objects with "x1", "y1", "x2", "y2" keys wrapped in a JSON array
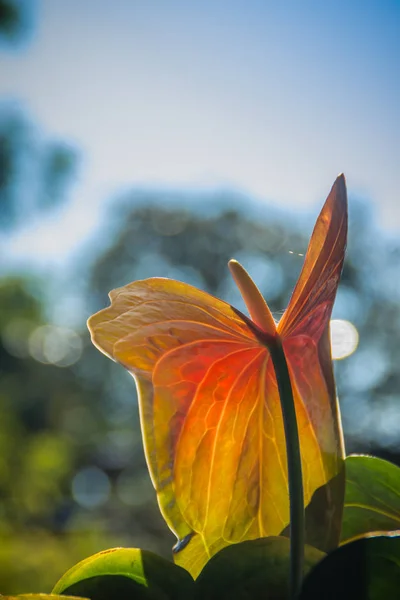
[
  {"x1": 0, "y1": 278, "x2": 173, "y2": 593},
  {"x1": 0, "y1": 0, "x2": 76, "y2": 230},
  {"x1": 0, "y1": 0, "x2": 22, "y2": 41},
  {"x1": 0, "y1": 0, "x2": 34, "y2": 45},
  {"x1": 0, "y1": 106, "x2": 78, "y2": 230}
]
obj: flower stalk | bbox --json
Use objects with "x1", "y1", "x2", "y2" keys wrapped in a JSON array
[
  {"x1": 228, "y1": 259, "x2": 304, "y2": 598},
  {"x1": 269, "y1": 336, "x2": 304, "y2": 599}
]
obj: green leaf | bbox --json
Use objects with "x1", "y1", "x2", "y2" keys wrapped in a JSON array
[
  {"x1": 52, "y1": 547, "x2": 194, "y2": 600},
  {"x1": 341, "y1": 455, "x2": 400, "y2": 543},
  {"x1": 299, "y1": 533, "x2": 400, "y2": 599},
  {"x1": 194, "y1": 536, "x2": 324, "y2": 599}
]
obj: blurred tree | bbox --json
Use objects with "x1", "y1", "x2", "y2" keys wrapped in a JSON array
[
  {"x1": 0, "y1": 106, "x2": 79, "y2": 231},
  {"x1": 0, "y1": 276, "x2": 172, "y2": 593},
  {"x1": 0, "y1": 0, "x2": 36, "y2": 48},
  {"x1": 0, "y1": 0, "x2": 23, "y2": 42},
  {"x1": 0, "y1": 0, "x2": 77, "y2": 232}
]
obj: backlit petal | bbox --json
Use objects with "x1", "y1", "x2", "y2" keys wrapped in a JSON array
[{"x1": 88, "y1": 177, "x2": 348, "y2": 577}]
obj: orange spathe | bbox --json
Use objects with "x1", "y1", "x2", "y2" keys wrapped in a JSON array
[{"x1": 88, "y1": 175, "x2": 347, "y2": 578}]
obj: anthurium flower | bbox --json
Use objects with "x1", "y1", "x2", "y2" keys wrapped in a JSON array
[{"x1": 88, "y1": 175, "x2": 347, "y2": 578}]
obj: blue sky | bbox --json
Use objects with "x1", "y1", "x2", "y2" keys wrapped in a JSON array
[{"x1": 1, "y1": 0, "x2": 399, "y2": 263}]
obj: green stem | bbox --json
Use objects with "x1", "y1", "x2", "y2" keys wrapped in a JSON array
[
  {"x1": 227, "y1": 259, "x2": 304, "y2": 596},
  {"x1": 269, "y1": 336, "x2": 304, "y2": 599}
]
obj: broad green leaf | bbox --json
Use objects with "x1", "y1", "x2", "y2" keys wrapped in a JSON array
[
  {"x1": 341, "y1": 455, "x2": 400, "y2": 543},
  {"x1": 195, "y1": 536, "x2": 324, "y2": 599},
  {"x1": 52, "y1": 547, "x2": 194, "y2": 600},
  {"x1": 299, "y1": 533, "x2": 400, "y2": 599},
  {"x1": 88, "y1": 176, "x2": 347, "y2": 576}
]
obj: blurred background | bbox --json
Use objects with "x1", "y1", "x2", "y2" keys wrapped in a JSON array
[{"x1": 0, "y1": 0, "x2": 399, "y2": 593}]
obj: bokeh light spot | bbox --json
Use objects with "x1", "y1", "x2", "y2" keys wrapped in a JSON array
[
  {"x1": 72, "y1": 466, "x2": 111, "y2": 509},
  {"x1": 330, "y1": 319, "x2": 359, "y2": 360},
  {"x1": 28, "y1": 325, "x2": 82, "y2": 366}
]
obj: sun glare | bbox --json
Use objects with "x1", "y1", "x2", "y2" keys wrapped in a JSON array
[{"x1": 330, "y1": 319, "x2": 359, "y2": 360}]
